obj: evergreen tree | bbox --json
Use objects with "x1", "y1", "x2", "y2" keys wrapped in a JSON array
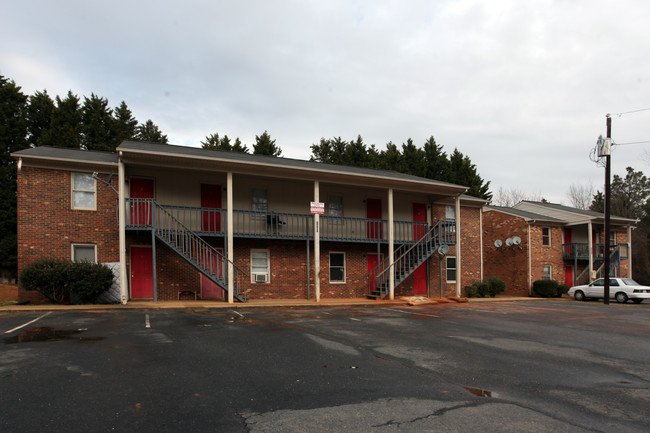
[
  {"x1": 378, "y1": 142, "x2": 403, "y2": 172},
  {"x1": 202, "y1": 133, "x2": 249, "y2": 153},
  {"x1": 134, "y1": 119, "x2": 168, "y2": 144},
  {"x1": 253, "y1": 130, "x2": 281, "y2": 156},
  {"x1": 113, "y1": 101, "x2": 138, "y2": 145},
  {"x1": 400, "y1": 138, "x2": 426, "y2": 177},
  {"x1": 81, "y1": 93, "x2": 116, "y2": 151},
  {"x1": 422, "y1": 136, "x2": 449, "y2": 181},
  {"x1": 0, "y1": 76, "x2": 28, "y2": 271},
  {"x1": 344, "y1": 135, "x2": 374, "y2": 168},
  {"x1": 447, "y1": 148, "x2": 492, "y2": 200},
  {"x1": 26, "y1": 90, "x2": 55, "y2": 147},
  {"x1": 41, "y1": 91, "x2": 82, "y2": 148}
]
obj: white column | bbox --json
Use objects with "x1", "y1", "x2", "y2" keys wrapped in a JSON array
[
  {"x1": 587, "y1": 221, "x2": 594, "y2": 283},
  {"x1": 388, "y1": 188, "x2": 395, "y2": 300},
  {"x1": 627, "y1": 225, "x2": 633, "y2": 278},
  {"x1": 455, "y1": 195, "x2": 461, "y2": 297},
  {"x1": 118, "y1": 157, "x2": 128, "y2": 304},
  {"x1": 314, "y1": 181, "x2": 320, "y2": 302},
  {"x1": 227, "y1": 172, "x2": 234, "y2": 304}
]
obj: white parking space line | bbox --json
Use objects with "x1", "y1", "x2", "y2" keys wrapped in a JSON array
[
  {"x1": 145, "y1": 314, "x2": 151, "y2": 328},
  {"x1": 4, "y1": 311, "x2": 52, "y2": 334},
  {"x1": 386, "y1": 308, "x2": 440, "y2": 318},
  {"x1": 349, "y1": 317, "x2": 361, "y2": 321},
  {"x1": 231, "y1": 310, "x2": 245, "y2": 318}
]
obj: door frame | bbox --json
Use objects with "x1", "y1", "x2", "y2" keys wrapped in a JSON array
[{"x1": 129, "y1": 245, "x2": 153, "y2": 299}]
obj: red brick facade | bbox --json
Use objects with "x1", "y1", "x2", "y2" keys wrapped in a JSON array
[{"x1": 17, "y1": 166, "x2": 119, "y2": 302}]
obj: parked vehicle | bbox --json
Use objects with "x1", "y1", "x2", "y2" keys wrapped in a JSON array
[{"x1": 568, "y1": 278, "x2": 650, "y2": 304}]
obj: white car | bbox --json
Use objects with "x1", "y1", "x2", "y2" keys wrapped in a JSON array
[{"x1": 568, "y1": 278, "x2": 650, "y2": 304}]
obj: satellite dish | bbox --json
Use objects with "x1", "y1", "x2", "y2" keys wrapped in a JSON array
[
  {"x1": 438, "y1": 244, "x2": 449, "y2": 255},
  {"x1": 513, "y1": 236, "x2": 521, "y2": 246},
  {"x1": 494, "y1": 239, "x2": 502, "y2": 248},
  {"x1": 505, "y1": 238, "x2": 513, "y2": 246}
]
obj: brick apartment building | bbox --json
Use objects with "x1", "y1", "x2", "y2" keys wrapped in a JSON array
[
  {"x1": 482, "y1": 202, "x2": 636, "y2": 296},
  {"x1": 13, "y1": 142, "x2": 488, "y2": 304}
]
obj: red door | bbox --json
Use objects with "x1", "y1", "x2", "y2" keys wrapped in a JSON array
[
  {"x1": 565, "y1": 266, "x2": 574, "y2": 287},
  {"x1": 367, "y1": 253, "x2": 382, "y2": 294},
  {"x1": 201, "y1": 247, "x2": 224, "y2": 298},
  {"x1": 201, "y1": 184, "x2": 222, "y2": 232},
  {"x1": 131, "y1": 246, "x2": 153, "y2": 299},
  {"x1": 564, "y1": 228, "x2": 572, "y2": 257},
  {"x1": 367, "y1": 199, "x2": 382, "y2": 239},
  {"x1": 413, "y1": 203, "x2": 427, "y2": 296},
  {"x1": 130, "y1": 178, "x2": 154, "y2": 225}
]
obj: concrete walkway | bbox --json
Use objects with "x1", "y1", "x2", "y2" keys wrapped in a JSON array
[{"x1": 0, "y1": 295, "x2": 552, "y2": 312}]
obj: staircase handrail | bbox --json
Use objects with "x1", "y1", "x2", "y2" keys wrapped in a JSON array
[{"x1": 153, "y1": 201, "x2": 250, "y2": 301}]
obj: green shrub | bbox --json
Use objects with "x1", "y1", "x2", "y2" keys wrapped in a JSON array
[
  {"x1": 20, "y1": 259, "x2": 70, "y2": 303},
  {"x1": 464, "y1": 281, "x2": 480, "y2": 298},
  {"x1": 557, "y1": 284, "x2": 570, "y2": 297},
  {"x1": 68, "y1": 261, "x2": 114, "y2": 303},
  {"x1": 20, "y1": 259, "x2": 114, "y2": 304},
  {"x1": 485, "y1": 277, "x2": 506, "y2": 297},
  {"x1": 533, "y1": 280, "x2": 561, "y2": 298}
]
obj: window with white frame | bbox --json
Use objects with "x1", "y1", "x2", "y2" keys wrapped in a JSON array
[
  {"x1": 252, "y1": 189, "x2": 268, "y2": 213},
  {"x1": 542, "y1": 227, "x2": 551, "y2": 246},
  {"x1": 329, "y1": 252, "x2": 346, "y2": 283},
  {"x1": 446, "y1": 256, "x2": 457, "y2": 282},
  {"x1": 72, "y1": 244, "x2": 97, "y2": 263},
  {"x1": 445, "y1": 205, "x2": 456, "y2": 220},
  {"x1": 251, "y1": 249, "x2": 270, "y2": 283},
  {"x1": 609, "y1": 231, "x2": 617, "y2": 247},
  {"x1": 328, "y1": 195, "x2": 343, "y2": 218},
  {"x1": 72, "y1": 173, "x2": 96, "y2": 210},
  {"x1": 542, "y1": 265, "x2": 552, "y2": 280}
]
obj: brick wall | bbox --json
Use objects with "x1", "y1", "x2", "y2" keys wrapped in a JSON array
[
  {"x1": 17, "y1": 166, "x2": 119, "y2": 302},
  {"x1": 482, "y1": 210, "x2": 530, "y2": 296}
]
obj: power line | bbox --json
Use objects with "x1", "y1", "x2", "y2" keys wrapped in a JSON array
[
  {"x1": 613, "y1": 140, "x2": 650, "y2": 146},
  {"x1": 611, "y1": 107, "x2": 650, "y2": 117}
]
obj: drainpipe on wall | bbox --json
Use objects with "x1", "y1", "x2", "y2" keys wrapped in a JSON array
[
  {"x1": 455, "y1": 194, "x2": 461, "y2": 297},
  {"x1": 628, "y1": 225, "x2": 633, "y2": 278},
  {"x1": 527, "y1": 222, "x2": 532, "y2": 296},
  {"x1": 118, "y1": 156, "x2": 128, "y2": 304},
  {"x1": 314, "y1": 181, "x2": 321, "y2": 302},
  {"x1": 588, "y1": 221, "x2": 594, "y2": 282}
]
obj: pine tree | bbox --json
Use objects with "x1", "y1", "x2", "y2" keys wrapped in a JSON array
[
  {"x1": 202, "y1": 133, "x2": 249, "y2": 153},
  {"x1": 113, "y1": 101, "x2": 138, "y2": 146},
  {"x1": 0, "y1": 76, "x2": 28, "y2": 271},
  {"x1": 134, "y1": 120, "x2": 168, "y2": 144},
  {"x1": 81, "y1": 93, "x2": 116, "y2": 151},
  {"x1": 422, "y1": 136, "x2": 448, "y2": 181},
  {"x1": 27, "y1": 90, "x2": 55, "y2": 147},
  {"x1": 41, "y1": 91, "x2": 82, "y2": 148},
  {"x1": 253, "y1": 130, "x2": 281, "y2": 156}
]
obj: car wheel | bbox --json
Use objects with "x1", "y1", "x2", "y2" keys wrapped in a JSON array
[
  {"x1": 632, "y1": 299, "x2": 643, "y2": 304},
  {"x1": 615, "y1": 292, "x2": 628, "y2": 304},
  {"x1": 574, "y1": 290, "x2": 586, "y2": 302}
]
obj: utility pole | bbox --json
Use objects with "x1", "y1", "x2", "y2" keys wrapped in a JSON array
[{"x1": 604, "y1": 114, "x2": 612, "y2": 305}]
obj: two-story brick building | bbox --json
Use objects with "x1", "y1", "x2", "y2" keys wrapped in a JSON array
[
  {"x1": 482, "y1": 201, "x2": 636, "y2": 296},
  {"x1": 14, "y1": 141, "x2": 488, "y2": 304}
]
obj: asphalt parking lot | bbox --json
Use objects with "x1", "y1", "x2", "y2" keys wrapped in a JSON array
[{"x1": 1, "y1": 301, "x2": 649, "y2": 432}]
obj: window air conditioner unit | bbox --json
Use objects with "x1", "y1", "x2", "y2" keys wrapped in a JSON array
[{"x1": 254, "y1": 273, "x2": 268, "y2": 283}]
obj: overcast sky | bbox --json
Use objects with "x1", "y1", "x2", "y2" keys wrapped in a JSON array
[{"x1": 3, "y1": 0, "x2": 650, "y2": 203}]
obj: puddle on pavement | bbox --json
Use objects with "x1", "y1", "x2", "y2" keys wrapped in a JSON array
[
  {"x1": 4, "y1": 327, "x2": 104, "y2": 344},
  {"x1": 463, "y1": 386, "x2": 494, "y2": 398}
]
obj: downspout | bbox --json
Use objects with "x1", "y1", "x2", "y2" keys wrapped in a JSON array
[
  {"x1": 118, "y1": 155, "x2": 128, "y2": 304},
  {"x1": 628, "y1": 225, "x2": 633, "y2": 278},
  {"x1": 314, "y1": 181, "x2": 320, "y2": 302},
  {"x1": 479, "y1": 206, "x2": 484, "y2": 281},
  {"x1": 455, "y1": 194, "x2": 461, "y2": 297},
  {"x1": 527, "y1": 222, "x2": 532, "y2": 296}
]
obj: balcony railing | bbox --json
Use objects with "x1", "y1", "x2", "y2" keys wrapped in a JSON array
[
  {"x1": 126, "y1": 199, "x2": 439, "y2": 244},
  {"x1": 562, "y1": 243, "x2": 630, "y2": 260}
]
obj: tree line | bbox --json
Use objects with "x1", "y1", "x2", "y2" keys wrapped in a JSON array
[{"x1": 1, "y1": 73, "x2": 492, "y2": 277}]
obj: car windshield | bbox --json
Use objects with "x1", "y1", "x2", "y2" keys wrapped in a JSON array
[{"x1": 621, "y1": 278, "x2": 639, "y2": 285}]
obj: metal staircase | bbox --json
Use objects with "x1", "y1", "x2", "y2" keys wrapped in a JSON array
[
  {"x1": 574, "y1": 246, "x2": 621, "y2": 286},
  {"x1": 367, "y1": 221, "x2": 455, "y2": 299},
  {"x1": 151, "y1": 201, "x2": 249, "y2": 302}
]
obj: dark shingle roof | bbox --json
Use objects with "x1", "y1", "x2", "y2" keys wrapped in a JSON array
[
  {"x1": 12, "y1": 146, "x2": 118, "y2": 164},
  {"x1": 485, "y1": 205, "x2": 563, "y2": 223}
]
